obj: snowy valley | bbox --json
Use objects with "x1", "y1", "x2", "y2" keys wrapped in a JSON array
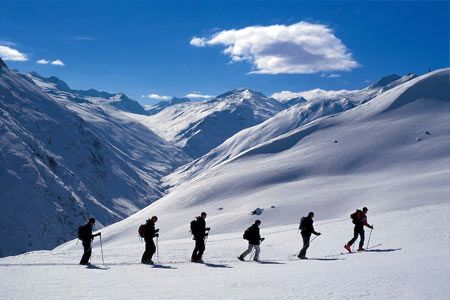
[{"x1": 0, "y1": 55, "x2": 449, "y2": 299}]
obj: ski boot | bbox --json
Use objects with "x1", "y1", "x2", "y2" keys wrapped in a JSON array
[
  {"x1": 344, "y1": 244, "x2": 352, "y2": 253},
  {"x1": 238, "y1": 255, "x2": 245, "y2": 261},
  {"x1": 357, "y1": 247, "x2": 365, "y2": 252}
]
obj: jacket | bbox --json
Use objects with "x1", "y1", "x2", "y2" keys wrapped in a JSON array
[
  {"x1": 301, "y1": 216, "x2": 319, "y2": 236},
  {"x1": 245, "y1": 224, "x2": 261, "y2": 245},
  {"x1": 144, "y1": 220, "x2": 158, "y2": 242}
]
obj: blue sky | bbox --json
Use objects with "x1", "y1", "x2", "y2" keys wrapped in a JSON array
[{"x1": 1, "y1": 0, "x2": 448, "y2": 104}]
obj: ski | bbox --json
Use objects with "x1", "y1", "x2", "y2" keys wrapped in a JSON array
[{"x1": 325, "y1": 243, "x2": 382, "y2": 258}]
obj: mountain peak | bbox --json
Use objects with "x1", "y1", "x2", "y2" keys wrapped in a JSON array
[
  {"x1": 28, "y1": 71, "x2": 71, "y2": 92},
  {"x1": 370, "y1": 74, "x2": 401, "y2": 89},
  {"x1": 213, "y1": 88, "x2": 268, "y2": 102}
]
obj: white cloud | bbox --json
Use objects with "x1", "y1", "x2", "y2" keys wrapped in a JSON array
[
  {"x1": 0, "y1": 45, "x2": 28, "y2": 61},
  {"x1": 36, "y1": 59, "x2": 50, "y2": 64},
  {"x1": 36, "y1": 58, "x2": 65, "y2": 66},
  {"x1": 51, "y1": 59, "x2": 65, "y2": 66},
  {"x1": 185, "y1": 92, "x2": 214, "y2": 99},
  {"x1": 142, "y1": 93, "x2": 171, "y2": 100},
  {"x1": 271, "y1": 88, "x2": 356, "y2": 101},
  {"x1": 322, "y1": 73, "x2": 341, "y2": 78},
  {"x1": 190, "y1": 37, "x2": 206, "y2": 47},
  {"x1": 190, "y1": 21, "x2": 359, "y2": 74}
]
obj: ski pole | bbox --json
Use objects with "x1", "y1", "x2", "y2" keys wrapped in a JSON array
[
  {"x1": 366, "y1": 228, "x2": 373, "y2": 249},
  {"x1": 310, "y1": 235, "x2": 319, "y2": 244},
  {"x1": 99, "y1": 235, "x2": 105, "y2": 266},
  {"x1": 156, "y1": 236, "x2": 159, "y2": 263},
  {"x1": 204, "y1": 229, "x2": 211, "y2": 245}
]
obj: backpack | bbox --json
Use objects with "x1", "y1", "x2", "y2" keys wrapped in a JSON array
[
  {"x1": 190, "y1": 219, "x2": 199, "y2": 235},
  {"x1": 78, "y1": 225, "x2": 87, "y2": 241},
  {"x1": 351, "y1": 210, "x2": 362, "y2": 224},
  {"x1": 243, "y1": 228, "x2": 250, "y2": 240},
  {"x1": 299, "y1": 217, "x2": 307, "y2": 231},
  {"x1": 138, "y1": 224, "x2": 146, "y2": 238}
]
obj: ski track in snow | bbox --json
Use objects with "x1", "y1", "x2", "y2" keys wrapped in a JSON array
[{"x1": 0, "y1": 204, "x2": 448, "y2": 299}]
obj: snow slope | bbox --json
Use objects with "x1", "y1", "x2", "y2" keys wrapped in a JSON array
[
  {"x1": 0, "y1": 60, "x2": 448, "y2": 299},
  {"x1": 167, "y1": 73, "x2": 418, "y2": 186},
  {"x1": 0, "y1": 204, "x2": 448, "y2": 299},
  {"x1": 0, "y1": 59, "x2": 189, "y2": 257},
  {"x1": 126, "y1": 89, "x2": 287, "y2": 157},
  {"x1": 165, "y1": 97, "x2": 356, "y2": 186},
  {"x1": 56, "y1": 68, "x2": 450, "y2": 250}
]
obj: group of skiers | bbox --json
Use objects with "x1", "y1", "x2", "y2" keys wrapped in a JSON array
[{"x1": 78, "y1": 208, "x2": 374, "y2": 265}]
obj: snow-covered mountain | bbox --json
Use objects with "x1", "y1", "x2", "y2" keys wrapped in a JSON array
[
  {"x1": 0, "y1": 59, "x2": 189, "y2": 257},
  {"x1": 1, "y1": 62, "x2": 448, "y2": 298},
  {"x1": 28, "y1": 72, "x2": 148, "y2": 115},
  {"x1": 126, "y1": 88, "x2": 288, "y2": 157},
  {"x1": 63, "y1": 68, "x2": 449, "y2": 246},
  {"x1": 164, "y1": 73, "x2": 419, "y2": 186},
  {"x1": 145, "y1": 97, "x2": 191, "y2": 115},
  {"x1": 165, "y1": 97, "x2": 356, "y2": 186}
]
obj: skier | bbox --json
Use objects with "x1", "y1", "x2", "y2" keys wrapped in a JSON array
[
  {"x1": 298, "y1": 212, "x2": 321, "y2": 259},
  {"x1": 141, "y1": 216, "x2": 159, "y2": 265},
  {"x1": 238, "y1": 220, "x2": 265, "y2": 262},
  {"x1": 190, "y1": 212, "x2": 210, "y2": 263},
  {"x1": 79, "y1": 218, "x2": 101, "y2": 265},
  {"x1": 344, "y1": 207, "x2": 374, "y2": 252}
]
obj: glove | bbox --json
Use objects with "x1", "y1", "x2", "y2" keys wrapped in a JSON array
[
  {"x1": 155, "y1": 233, "x2": 159, "y2": 237},
  {"x1": 206, "y1": 227, "x2": 211, "y2": 231},
  {"x1": 155, "y1": 228, "x2": 160, "y2": 232},
  {"x1": 317, "y1": 232, "x2": 321, "y2": 236},
  {"x1": 205, "y1": 233, "x2": 209, "y2": 237},
  {"x1": 370, "y1": 225, "x2": 374, "y2": 229},
  {"x1": 260, "y1": 237, "x2": 265, "y2": 242}
]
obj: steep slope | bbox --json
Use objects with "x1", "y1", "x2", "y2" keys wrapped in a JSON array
[
  {"x1": 63, "y1": 68, "x2": 449, "y2": 247},
  {"x1": 166, "y1": 97, "x2": 356, "y2": 186},
  {"x1": 28, "y1": 72, "x2": 148, "y2": 115},
  {"x1": 167, "y1": 73, "x2": 419, "y2": 185},
  {"x1": 0, "y1": 59, "x2": 189, "y2": 257},
  {"x1": 126, "y1": 88, "x2": 287, "y2": 157}
]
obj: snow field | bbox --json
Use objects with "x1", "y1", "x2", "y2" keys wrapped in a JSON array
[{"x1": 1, "y1": 204, "x2": 448, "y2": 299}]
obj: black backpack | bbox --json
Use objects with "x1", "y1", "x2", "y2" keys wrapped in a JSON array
[
  {"x1": 190, "y1": 219, "x2": 199, "y2": 235},
  {"x1": 243, "y1": 228, "x2": 250, "y2": 240},
  {"x1": 138, "y1": 224, "x2": 146, "y2": 238},
  {"x1": 78, "y1": 225, "x2": 88, "y2": 241},
  {"x1": 299, "y1": 217, "x2": 307, "y2": 231}
]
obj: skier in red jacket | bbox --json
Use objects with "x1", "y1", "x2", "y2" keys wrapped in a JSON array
[{"x1": 344, "y1": 207, "x2": 373, "y2": 252}]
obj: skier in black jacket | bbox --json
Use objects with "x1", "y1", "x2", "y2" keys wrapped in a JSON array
[
  {"x1": 79, "y1": 218, "x2": 101, "y2": 265},
  {"x1": 141, "y1": 216, "x2": 159, "y2": 265},
  {"x1": 298, "y1": 212, "x2": 321, "y2": 259},
  {"x1": 191, "y1": 212, "x2": 210, "y2": 263},
  {"x1": 239, "y1": 220, "x2": 265, "y2": 262}
]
